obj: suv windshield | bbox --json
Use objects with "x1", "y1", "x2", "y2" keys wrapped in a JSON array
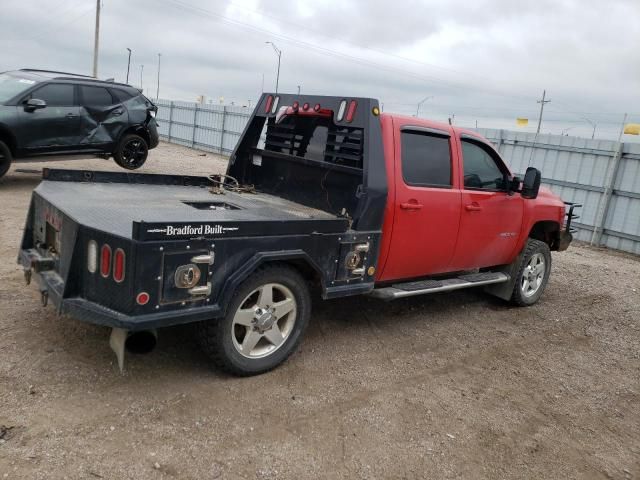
[{"x1": 0, "y1": 73, "x2": 39, "y2": 103}]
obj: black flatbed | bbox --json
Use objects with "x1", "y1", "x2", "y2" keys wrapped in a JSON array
[{"x1": 35, "y1": 170, "x2": 348, "y2": 240}]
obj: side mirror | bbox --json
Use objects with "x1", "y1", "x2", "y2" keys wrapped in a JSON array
[
  {"x1": 24, "y1": 98, "x2": 47, "y2": 112},
  {"x1": 509, "y1": 176, "x2": 521, "y2": 193},
  {"x1": 521, "y1": 167, "x2": 541, "y2": 199}
]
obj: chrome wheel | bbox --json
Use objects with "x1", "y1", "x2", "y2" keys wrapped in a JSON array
[
  {"x1": 231, "y1": 283, "x2": 297, "y2": 359},
  {"x1": 521, "y1": 253, "x2": 546, "y2": 298}
]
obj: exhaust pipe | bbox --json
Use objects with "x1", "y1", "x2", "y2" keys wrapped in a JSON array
[{"x1": 109, "y1": 328, "x2": 157, "y2": 373}]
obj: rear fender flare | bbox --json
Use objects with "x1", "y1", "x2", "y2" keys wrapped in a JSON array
[{"x1": 216, "y1": 250, "x2": 325, "y2": 318}]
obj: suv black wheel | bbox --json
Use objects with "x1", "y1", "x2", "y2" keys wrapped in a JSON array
[
  {"x1": 114, "y1": 134, "x2": 148, "y2": 170},
  {"x1": 510, "y1": 239, "x2": 552, "y2": 306},
  {"x1": 0, "y1": 141, "x2": 12, "y2": 179},
  {"x1": 197, "y1": 265, "x2": 311, "y2": 376}
]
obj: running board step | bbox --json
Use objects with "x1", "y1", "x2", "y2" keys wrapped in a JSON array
[{"x1": 369, "y1": 272, "x2": 510, "y2": 300}]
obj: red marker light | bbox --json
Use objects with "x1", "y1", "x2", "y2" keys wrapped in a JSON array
[
  {"x1": 292, "y1": 101, "x2": 299, "y2": 110},
  {"x1": 100, "y1": 244, "x2": 111, "y2": 278},
  {"x1": 314, "y1": 103, "x2": 321, "y2": 112},
  {"x1": 136, "y1": 292, "x2": 150, "y2": 305},
  {"x1": 113, "y1": 248, "x2": 125, "y2": 283},
  {"x1": 345, "y1": 100, "x2": 357, "y2": 123},
  {"x1": 265, "y1": 95, "x2": 273, "y2": 113},
  {"x1": 302, "y1": 102, "x2": 310, "y2": 111}
]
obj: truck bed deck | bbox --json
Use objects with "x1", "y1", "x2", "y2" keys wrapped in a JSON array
[{"x1": 35, "y1": 170, "x2": 347, "y2": 240}]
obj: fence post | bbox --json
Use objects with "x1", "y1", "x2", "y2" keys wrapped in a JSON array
[
  {"x1": 591, "y1": 141, "x2": 625, "y2": 246},
  {"x1": 219, "y1": 106, "x2": 227, "y2": 154},
  {"x1": 191, "y1": 103, "x2": 198, "y2": 148},
  {"x1": 167, "y1": 101, "x2": 174, "y2": 143}
]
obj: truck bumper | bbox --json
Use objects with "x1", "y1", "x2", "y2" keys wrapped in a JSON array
[{"x1": 19, "y1": 248, "x2": 222, "y2": 331}]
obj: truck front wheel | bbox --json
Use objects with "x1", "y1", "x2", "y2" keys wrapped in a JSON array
[
  {"x1": 198, "y1": 266, "x2": 311, "y2": 376},
  {"x1": 510, "y1": 239, "x2": 552, "y2": 306}
]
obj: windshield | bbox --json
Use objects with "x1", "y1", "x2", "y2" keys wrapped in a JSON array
[{"x1": 0, "y1": 73, "x2": 39, "y2": 103}]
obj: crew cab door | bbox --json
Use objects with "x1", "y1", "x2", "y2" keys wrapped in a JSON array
[
  {"x1": 379, "y1": 124, "x2": 462, "y2": 281},
  {"x1": 449, "y1": 136, "x2": 523, "y2": 270},
  {"x1": 17, "y1": 83, "x2": 81, "y2": 152}
]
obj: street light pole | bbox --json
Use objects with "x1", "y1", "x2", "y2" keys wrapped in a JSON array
[
  {"x1": 297, "y1": 85, "x2": 301, "y2": 95},
  {"x1": 92, "y1": 0, "x2": 100, "y2": 77},
  {"x1": 156, "y1": 53, "x2": 161, "y2": 100},
  {"x1": 126, "y1": 48, "x2": 131, "y2": 84},
  {"x1": 140, "y1": 64, "x2": 144, "y2": 91},
  {"x1": 265, "y1": 41, "x2": 282, "y2": 94},
  {"x1": 415, "y1": 95, "x2": 434, "y2": 117}
]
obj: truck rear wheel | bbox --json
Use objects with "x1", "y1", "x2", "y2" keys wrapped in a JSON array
[
  {"x1": 197, "y1": 266, "x2": 311, "y2": 376},
  {"x1": 0, "y1": 141, "x2": 12, "y2": 179},
  {"x1": 510, "y1": 239, "x2": 552, "y2": 306}
]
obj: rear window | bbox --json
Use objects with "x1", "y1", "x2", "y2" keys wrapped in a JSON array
[
  {"x1": 80, "y1": 85, "x2": 115, "y2": 106},
  {"x1": 111, "y1": 88, "x2": 136, "y2": 102},
  {"x1": 401, "y1": 131, "x2": 452, "y2": 187},
  {"x1": 264, "y1": 115, "x2": 364, "y2": 169}
]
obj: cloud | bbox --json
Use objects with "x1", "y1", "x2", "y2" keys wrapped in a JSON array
[{"x1": 0, "y1": 0, "x2": 637, "y2": 138}]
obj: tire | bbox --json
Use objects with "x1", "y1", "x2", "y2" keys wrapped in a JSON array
[
  {"x1": 113, "y1": 134, "x2": 148, "y2": 170},
  {"x1": 197, "y1": 265, "x2": 311, "y2": 376},
  {"x1": 0, "y1": 140, "x2": 12, "y2": 179},
  {"x1": 510, "y1": 239, "x2": 552, "y2": 306}
]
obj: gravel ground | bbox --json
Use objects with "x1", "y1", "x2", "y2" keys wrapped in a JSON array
[{"x1": 0, "y1": 143, "x2": 639, "y2": 479}]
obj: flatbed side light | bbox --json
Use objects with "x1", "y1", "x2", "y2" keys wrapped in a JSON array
[
  {"x1": 113, "y1": 248, "x2": 125, "y2": 283},
  {"x1": 345, "y1": 100, "x2": 357, "y2": 123},
  {"x1": 265, "y1": 95, "x2": 273, "y2": 113},
  {"x1": 87, "y1": 240, "x2": 98, "y2": 273},
  {"x1": 100, "y1": 244, "x2": 112, "y2": 278},
  {"x1": 136, "y1": 292, "x2": 150, "y2": 305}
]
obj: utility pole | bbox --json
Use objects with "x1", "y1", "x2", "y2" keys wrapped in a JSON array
[
  {"x1": 265, "y1": 42, "x2": 281, "y2": 94},
  {"x1": 415, "y1": 95, "x2": 434, "y2": 117},
  {"x1": 92, "y1": 0, "x2": 101, "y2": 77},
  {"x1": 125, "y1": 48, "x2": 131, "y2": 84},
  {"x1": 156, "y1": 53, "x2": 161, "y2": 100},
  {"x1": 536, "y1": 89, "x2": 551, "y2": 134},
  {"x1": 140, "y1": 64, "x2": 144, "y2": 91}
]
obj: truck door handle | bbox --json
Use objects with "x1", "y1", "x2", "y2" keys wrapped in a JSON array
[
  {"x1": 65, "y1": 113, "x2": 78, "y2": 118},
  {"x1": 465, "y1": 203, "x2": 482, "y2": 212},
  {"x1": 400, "y1": 202, "x2": 423, "y2": 210}
]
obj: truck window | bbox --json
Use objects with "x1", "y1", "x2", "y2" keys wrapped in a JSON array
[
  {"x1": 264, "y1": 115, "x2": 363, "y2": 169},
  {"x1": 401, "y1": 131, "x2": 451, "y2": 187},
  {"x1": 461, "y1": 140, "x2": 507, "y2": 190}
]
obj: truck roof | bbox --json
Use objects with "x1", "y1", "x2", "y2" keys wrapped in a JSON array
[{"x1": 380, "y1": 113, "x2": 487, "y2": 142}]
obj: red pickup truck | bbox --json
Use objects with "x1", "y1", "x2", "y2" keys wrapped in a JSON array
[{"x1": 19, "y1": 94, "x2": 576, "y2": 375}]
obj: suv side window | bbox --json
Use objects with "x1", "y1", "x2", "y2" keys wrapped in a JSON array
[
  {"x1": 401, "y1": 130, "x2": 452, "y2": 187},
  {"x1": 30, "y1": 83, "x2": 75, "y2": 106},
  {"x1": 461, "y1": 140, "x2": 508, "y2": 190},
  {"x1": 80, "y1": 85, "x2": 115, "y2": 107}
]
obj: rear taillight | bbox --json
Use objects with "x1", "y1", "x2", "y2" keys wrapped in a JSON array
[
  {"x1": 337, "y1": 99, "x2": 347, "y2": 121},
  {"x1": 265, "y1": 95, "x2": 273, "y2": 113},
  {"x1": 87, "y1": 240, "x2": 98, "y2": 273},
  {"x1": 302, "y1": 102, "x2": 309, "y2": 111},
  {"x1": 113, "y1": 248, "x2": 125, "y2": 283},
  {"x1": 345, "y1": 100, "x2": 357, "y2": 123},
  {"x1": 100, "y1": 245, "x2": 112, "y2": 278}
]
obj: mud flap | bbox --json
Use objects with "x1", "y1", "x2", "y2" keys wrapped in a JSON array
[
  {"x1": 109, "y1": 328, "x2": 128, "y2": 373},
  {"x1": 484, "y1": 249, "x2": 525, "y2": 301}
]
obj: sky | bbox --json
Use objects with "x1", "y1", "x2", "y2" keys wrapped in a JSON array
[{"x1": 1, "y1": 0, "x2": 639, "y2": 140}]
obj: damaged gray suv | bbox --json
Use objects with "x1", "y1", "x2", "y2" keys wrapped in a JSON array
[{"x1": 0, "y1": 69, "x2": 159, "y2": 179}]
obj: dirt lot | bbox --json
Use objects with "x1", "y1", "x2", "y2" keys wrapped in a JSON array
[{"x1": 1, "y1": 143, "x2": 639, "y2": 479}]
